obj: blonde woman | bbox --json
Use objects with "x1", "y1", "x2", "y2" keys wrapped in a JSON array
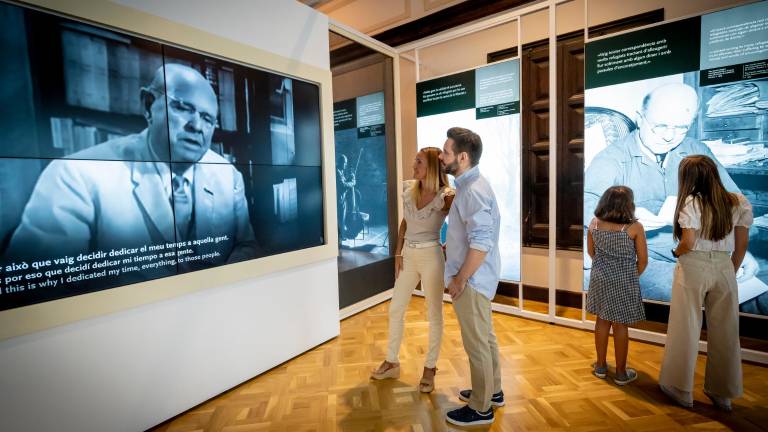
[{"x1": 371, "y1": 146, "x2": 454, "y2": 393}]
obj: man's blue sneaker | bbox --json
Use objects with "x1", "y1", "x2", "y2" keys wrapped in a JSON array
[
  {"x1": 592, "y1": 362, "x2": 608, "y2": 379},
  {"x1": 458, "y1": 389, "x2": 505, "y2": 407},
  {"x1": 446, "y1": 405, "x2": 494, "y2": 426}
]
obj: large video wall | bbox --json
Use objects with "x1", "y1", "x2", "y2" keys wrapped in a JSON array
[
  {"x1": 584, "y1": 1, "x2": 768, "y2": 316},
  {"x1": 333, "y1": 92, "x2": 389, "y2": 257},
  {"x1": 416, "y1": 59, "x2": 521, "y2": 282},
  {"x1": 0, "y1": 2, "x2": 324, "y2": 311}
]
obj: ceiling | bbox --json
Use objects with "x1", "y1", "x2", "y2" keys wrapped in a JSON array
[{"x1": 298, "y1": 0, "x2": 469, "y2": 36}]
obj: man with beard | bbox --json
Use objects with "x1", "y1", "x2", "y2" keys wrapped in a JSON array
[{"x1": 439, "y1": 127, "x2": 502, "y2": 426}]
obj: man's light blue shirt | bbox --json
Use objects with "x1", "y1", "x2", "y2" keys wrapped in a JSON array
[{"x1": 444, "y1": 165, "x2": 501, "y2": 300}]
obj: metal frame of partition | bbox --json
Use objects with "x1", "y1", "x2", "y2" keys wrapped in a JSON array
[
  {"x1": 330, "y1": 19, "x2": 404, "y2": 225},
  {"x1": 398, "y1": 0, "x2": 768, "y2": 365},
  {"x1": 401, "y1": 15, "x2": 526, "y2": 289},
  {"x1": 329, "y1": 20, "x2": 406, "y2": 319},
  {"x1": 401, "y1": 0, "x2": 562, "y2": 326}
]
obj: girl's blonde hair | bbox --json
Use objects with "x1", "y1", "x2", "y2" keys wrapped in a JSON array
[{"x1": 411, "y1": 147, "x2": 449, "y2": 201}]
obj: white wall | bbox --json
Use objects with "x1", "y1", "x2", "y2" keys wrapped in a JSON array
[
  {"x1": 0, "y1": 1, "x2": 338, "y2": 431},
  {"x1": 0, "y1": 260, "x2": 339, "y2": 432},
  {"x1": 113, "y1": 0, "x2": 330, "y2": 70}
]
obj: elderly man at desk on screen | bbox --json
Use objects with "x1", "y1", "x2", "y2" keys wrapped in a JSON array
[{"x1": 584, "y1": 82, "x2": 766, "y2": 313}]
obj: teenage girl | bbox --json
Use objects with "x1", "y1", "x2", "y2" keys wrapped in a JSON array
[{"x1": 659, "y1": 155, "x2": 752, "y2": 411}]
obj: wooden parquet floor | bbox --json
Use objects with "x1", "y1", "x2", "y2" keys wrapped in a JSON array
[{"x1": 152, "y1": 296, "x2": 768, "y2": 431}]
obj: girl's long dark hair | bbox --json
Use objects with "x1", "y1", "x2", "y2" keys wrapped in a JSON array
[
  {"x1": 673, "y1": 155, "x2": 737, "y2": 241},
  {"x1": 594, "y1": 186, "x2": 636, "y2": 224}
]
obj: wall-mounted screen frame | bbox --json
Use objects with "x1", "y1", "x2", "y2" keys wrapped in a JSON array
[{"x1": 0, "y1": 0, "x2": 338, "y2": 340}]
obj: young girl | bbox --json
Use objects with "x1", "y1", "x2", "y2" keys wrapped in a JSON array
[
  {"x1": 586, "y1": 185, "x2": 648, "y2": 385},
  {"x1": 659, "y1": 155, "x2": 752, "y2": 411}
]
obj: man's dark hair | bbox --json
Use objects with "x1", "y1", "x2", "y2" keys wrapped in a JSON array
[{"x1": 446, "y1": 127, "x2": 482, "y2": 166}]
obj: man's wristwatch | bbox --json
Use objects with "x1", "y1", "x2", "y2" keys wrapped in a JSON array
[{"x1": 671, "y1": 248, "x2": 679, "y2": 258}]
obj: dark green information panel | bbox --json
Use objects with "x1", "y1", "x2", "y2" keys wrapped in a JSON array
[
  {"x1": 586, "y1": 17, "x2": 700, "y2": 90},
  {"x1": 416, "y1": 70, "x2": 475, "y2": 117}
]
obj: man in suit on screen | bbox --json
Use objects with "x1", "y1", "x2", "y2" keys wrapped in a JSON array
[{"x1": 6, "y1": 64, "x2": 259, "y2": 277}]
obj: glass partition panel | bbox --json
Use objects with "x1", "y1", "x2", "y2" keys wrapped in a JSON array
[{"x1": 331, "y1": 31, "x2": 398, "y2": 309}]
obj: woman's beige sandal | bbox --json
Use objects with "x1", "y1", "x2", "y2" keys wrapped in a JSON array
[
  {"x1": 370, "y1": 361, "x2": 400, "y2": 380},
  {"x1": 418, "y1": 366, "x2": 437, "y2": 393}
]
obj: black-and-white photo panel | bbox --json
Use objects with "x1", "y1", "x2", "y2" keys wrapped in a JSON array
[
  {"x1": 584, "y1": 1, "x2": 768, "y2": 316},
  {"x1": 333, "y1": 92, "x2": 390, "y2": 257}
]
